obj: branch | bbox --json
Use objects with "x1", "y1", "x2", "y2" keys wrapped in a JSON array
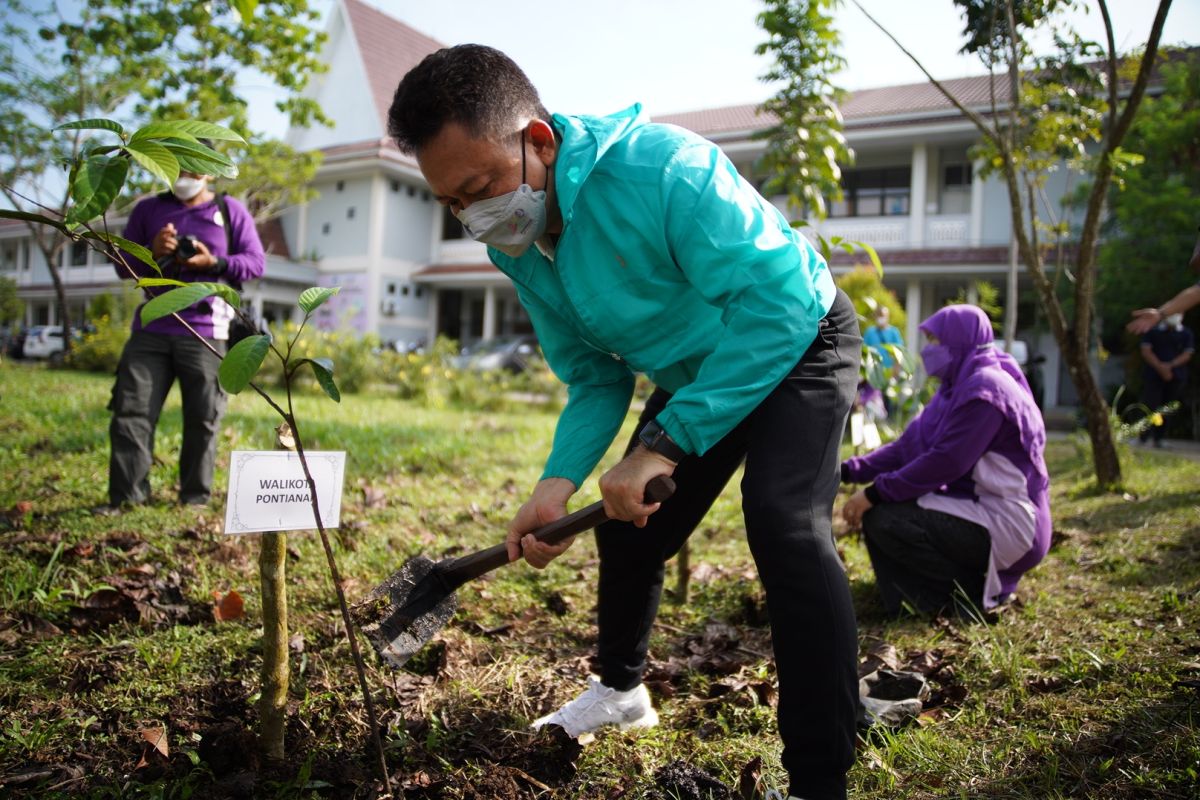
[
  {"x1": 1107, "y1": 0, "x2": 1172, "y2": 150},
  {"x1": 847, "y1": 0, "x2": 1005, "y2": 152},
  {"x1": 1097, "y1": 0, "x2": 1118, "y2": 140}
]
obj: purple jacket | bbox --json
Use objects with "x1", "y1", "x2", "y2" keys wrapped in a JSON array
[
  {"x1": 114, "y1": 192, "x2": 265, "y2": 340},
  {"x1": 844, "y1": 305, "x2": 1051, "y2": 605}
]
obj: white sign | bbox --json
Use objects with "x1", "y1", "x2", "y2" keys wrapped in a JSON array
[{"x1": 224, "y1": 451, "x2": 346, "y2": 534}]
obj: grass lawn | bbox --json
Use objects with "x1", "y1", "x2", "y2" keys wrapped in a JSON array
[{"x1": 0, "y1": 362, "x2": 1197, "y2": 799}]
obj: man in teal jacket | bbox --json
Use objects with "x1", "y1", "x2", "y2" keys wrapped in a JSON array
[{"x1": 390, "y1": 45, "x2": 860, "y2": 800}]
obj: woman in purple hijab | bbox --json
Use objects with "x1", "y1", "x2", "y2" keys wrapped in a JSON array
[{"x1": 841, "y1": 305, "x2": 1051, "y2": 616}]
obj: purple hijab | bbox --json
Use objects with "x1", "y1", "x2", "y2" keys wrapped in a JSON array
[{"x1": 916, "y1": 305, "x2": 1048, "y2": 491}]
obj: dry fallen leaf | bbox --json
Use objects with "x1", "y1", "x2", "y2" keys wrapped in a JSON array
[
  {"x1": 140, "y1": 724, "x2": 169, "y2": 758},
  {"x1": 212, "y1": 589, "x2": 245, "y2": 622}
]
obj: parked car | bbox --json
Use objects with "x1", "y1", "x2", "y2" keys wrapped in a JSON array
[
  {"x1": 21, "y1": 324, "x2": 91, "y2": 363},
  {"x1": 22, "y1": 325, "x2": 66, "y2": 361},
  {"x1": 452, "y1": 334, "x2": 540, "y2": 373},
  {"x1": 996, "y1": 339, "x2": 1046, "y2": 410}
]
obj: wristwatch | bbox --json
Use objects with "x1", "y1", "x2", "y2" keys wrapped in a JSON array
[{"x1": 638, "y1": 420, "x2": 687, "y2": 463}]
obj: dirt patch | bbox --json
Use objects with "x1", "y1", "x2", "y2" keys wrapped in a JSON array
[{"x1": 652, "y1": 760, "x2": 735, "y2": 800}]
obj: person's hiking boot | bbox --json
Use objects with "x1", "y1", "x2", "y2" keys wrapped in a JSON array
[{"x1": 531, "y1": 675, "x2": 658, "y2": 738}]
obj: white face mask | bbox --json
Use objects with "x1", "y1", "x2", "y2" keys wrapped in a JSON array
[
  {"x1": 456, "y1": 133, "x2": 549, "y2": 258},
  {"x1": 1166, "y1": 313, "x2": 1183, "y2": 329},
  {"x1": 457, "y1": 184, "x2": 548, "y2": 258},
  {"x1": 172, "y1": 176, "x2": 205, "y2": 201}
]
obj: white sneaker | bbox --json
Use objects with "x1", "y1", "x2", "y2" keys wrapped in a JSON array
[{"x1": 531, "y1": 675, "x2": 659, "y2": 737}]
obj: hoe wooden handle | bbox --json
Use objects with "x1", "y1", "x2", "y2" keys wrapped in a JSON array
[{"x1": 439, "y1": 475, "x2": 677, "y2": 587}]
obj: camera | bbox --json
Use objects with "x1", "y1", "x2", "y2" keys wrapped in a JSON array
[{"x1": 175, "y1": 235, "x2": 201, "y2": 261}]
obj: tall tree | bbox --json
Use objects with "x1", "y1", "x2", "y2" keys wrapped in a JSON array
[
  {"x1": 1095, "y1": 51, "x2": 1200, "y2": 349},
  {"x1": 0, "y1": 0, "x2": 328, "y2": 350},
  {"x1": 756, "y1": 0, "x2": 852, "y2": 220},
  {"x1": 840, "y1": 0, "x2": 1172, "y2": 487}
]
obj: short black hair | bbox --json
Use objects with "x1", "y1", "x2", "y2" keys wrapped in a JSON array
[{"x1": 388, "y1": 44, "x2": 549, "y2": 154}]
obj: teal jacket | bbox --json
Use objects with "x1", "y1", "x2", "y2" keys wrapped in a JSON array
[{"x1": 489, "y1": 104, "x2": 836, "y2": 488}]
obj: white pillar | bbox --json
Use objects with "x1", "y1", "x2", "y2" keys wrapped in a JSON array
[
  {"x1": 909, "y1": 142, "x2": 927, "y2": 248},
  {"x1": 426, "y1": 287, "x2": 439, "y2": 345},
  {"x1": 482, "y1": 285, "x2": 497, "y2": 341},
  {"x1": 969, "y1": 159, "x2": 985, "y2": 245},
  {"x1": 905, "y1": 278, "x2": 922, "y2": 353},
  {"x1": 365, "y1": 173, "x2": 387, "y2": 335},
  {"x1": 296, "y1": 203, "x2": 309, "y2": 260},
  {"x1": 967, "y1": 283, "x2": 979, "y2": 305}
]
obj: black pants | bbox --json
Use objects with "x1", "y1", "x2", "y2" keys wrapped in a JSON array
[
  {"x1": 861, "y1": 500, "x2": 991, "y2": 616},
  {"x1": 108, "y1": 330, "x2": 227, "y2": 506},
  {"x1": 594, "y1": 291, "x2": 860, "y2": 800}
]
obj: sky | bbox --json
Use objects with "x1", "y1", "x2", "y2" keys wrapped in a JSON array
[{"x1": 240, "y1": 0, "x2": 1200, "y2": 137}]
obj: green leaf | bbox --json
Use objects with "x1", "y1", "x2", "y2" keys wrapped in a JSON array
[
  {"x1": 297, "y1": 286, "x2": 339, "y2": 314},
  {"x1": 219, "y1": 334, "x2": 271, "y2": 394},
  {"x1": 0, "y1": 209, "x2": 70, "y2": 235},
  {"x1": 140, "y1": 284, "x2": 219, "y2": 326},
  {"x1": 299, "y1": 357, "x2": 341, "y2": 403},
  {"x1": 854, "y1": 240, "x2": 883, "y2": 277},
  {"x1": 67, "y1": 156, "x2": 129, "y2": 224},
  {"x1": 56, "y1": 118, "x2": 125, "y2": 135},
  {"x1": 125, "y1": 139, "x2": 180, "y2": 187},
  {"x1": 231, "y1": 0, "x2": 259, "y2": 21},
  {"x1": 158, "y1": 138, "x2": 239, "y2": 179},
  {"x1": 136, "y1": 277, "x2": 188, "y2": 289},
  {"x1": 130, "y1": 121, "x2": 244, "y2": 144},
  {"x1": 80, "y1": 231, "x2": 157, "y2": 272},
  {"x1": 207, "y1": 283, "x2": 241, "y2": 307}
]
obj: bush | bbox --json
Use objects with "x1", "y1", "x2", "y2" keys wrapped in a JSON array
[
  {"x1": 836, "y1": 266, "x2": 906, "y2": 334},
  {"x1": 67, "y1": 315, "x2": 129, "y2": 373}
]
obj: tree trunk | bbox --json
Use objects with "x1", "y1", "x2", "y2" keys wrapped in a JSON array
[
  {"x1": 36, "y1": 236, "x2": 74, "y2": 356},
  {"x1": 259, "y1": 530, "x2": 289, "y2": 762},
  {"x1": 260, "y1": 421, "x2": 294, "y2": 762}
]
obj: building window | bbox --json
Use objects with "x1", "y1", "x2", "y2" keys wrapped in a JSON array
[
  {"x1": 0, "y1": 241, "x2": 17, "y2": 272},
  {"x1": 386, "y1": 281, "x2": 397, "y2": 295},
  {"x1": 391, "y1": 180, "x2": 400, "y2": 192},
  {"x1": 406, "y1": 185, "x2": 416, "y2": 198},
  {"x1": 336, "y1": 180, "x2": 345, "y2": 192},
  {"x1": 415, "y1": 286, "x2": 424, "y2": 298},
  {"x1": 829, "y1": 167, "x2": 911, "y2": 218},
  {"x1": 441, "y1": 205, "x2": 464, "y2": 241},
  {"x1": 347, "y1": 206, "x2": 356, "y2": 219},
  {"x1": 322, "y1": 223, "x2": 331, "y2": 235},
  {"x1": 69, "y1": 239, "x2": 89, "y2": 267},
  {"x1": 401, "y1": 285, "x2": 410, "y2": 296},
  {"x1": 422, "y1": 190, "x2": 431, "y2": 202},
  {"x1": 941, "y1": 161, "x2": 973, "y2": 214}
]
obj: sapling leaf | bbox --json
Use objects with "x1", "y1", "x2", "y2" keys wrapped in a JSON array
[
  {"x1": 81, "y1": 231, "x2": 157, "y2": 271},
  {"x1": 68, "y1": 156, "x2": 129, "y2": 224},
  {"x1": 131, "y1": 121, "x2": 244, "y2": 143},
  {"x1": 231, "y1": 0, "x2": 259, "y2": 21},
  {"x1": 136, "y1": 277, "x2": 189, "y2": 289},
  {"x1": 0, "y1": 209, "x2": 70, "y2": 234},
  {"x1": 124, "y1": 139, "x2": 180, "y2": 187},
  {"x1": 298, "y1": 357, "x2": 341, "y2": 402},
  {"x1": 297, "y1": 286, "x2": 339, "y2": 313},
  {"x1": 856, "y1": 240, "x2": 883, "y2": 277},
  {"x1": 56, "y1": 118, "x2": 125, "y2": 134},
  {"x1": 140, "y1": 284, "x2": 220, "y2": 325},
  {"x1": 218, "y1": 335, "x2": 271, "y2": 394}
]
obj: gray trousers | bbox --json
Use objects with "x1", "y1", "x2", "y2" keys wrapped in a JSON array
[
  {"x1": 861, "y1": 500, "x2": 991, "y2": 616},
  {"x1": 108, "y1": 330, "x2": 226, "y2": 506}
]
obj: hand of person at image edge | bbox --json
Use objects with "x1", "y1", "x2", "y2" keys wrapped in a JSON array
[
  {"x1": 506, "y1": 477, "x2": 576, "y2": 569},
  {"x1": 598, "y1": 446, "x2": 673, "y2": 528}
]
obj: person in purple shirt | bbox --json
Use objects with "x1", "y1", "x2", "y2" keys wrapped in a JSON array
[
  {"x1": 840, "y1": 304, "x2": 1051, "y2": 616},
  {"x1": 104, "y1": 167, "x2": 265, "y2": 510}
]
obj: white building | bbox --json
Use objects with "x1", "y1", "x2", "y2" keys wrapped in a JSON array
[{"x1": 3, "y1": 0, "x2": 1135, "y2": 410}]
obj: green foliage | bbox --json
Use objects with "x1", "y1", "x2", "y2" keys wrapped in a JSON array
[
  {"x1": 756, "y1": 0, "x2": 851, "y2": 220},
  {"x1": 835, "y1": 267, "x2": 906, "y2": 333},
  {"x1": 0, "y1": 277, "x2": 22, "y2": 327},
  {"x1": 946, "y1": 280, "x2": 1003, "y2": 332},
  {"x1": 1097, "y1": 52, "x2": 1200, "y2": 348},
  {"x1": 224, "y1": 136, "x2": 324, "y2": 225},
  {"x1": 219, "y1": 334, "x2": 272, "y2": 394}
]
